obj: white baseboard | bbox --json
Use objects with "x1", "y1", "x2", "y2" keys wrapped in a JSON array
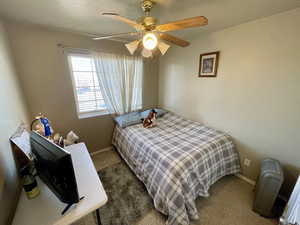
[
  {"x1": 90, "y1": 146, "x2": 113, "y2": 156},
  {"x1": 235, "y1": 173, "x2": 256, "y2": 186}
]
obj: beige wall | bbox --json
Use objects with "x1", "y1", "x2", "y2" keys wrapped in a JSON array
[
  {"x1": 159, "y1": 8, "x2": 300, "y2": 196},
  {"x1": 5, "y1": 21, "x2": 159, "y2": 153},
  {"x1": 0, "y1": 20, "x2": 29, "y2": 225}
]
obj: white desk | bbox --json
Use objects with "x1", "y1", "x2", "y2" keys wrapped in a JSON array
[{"x1": 12, "y1": 143, "x2": 108, "y2": 225}]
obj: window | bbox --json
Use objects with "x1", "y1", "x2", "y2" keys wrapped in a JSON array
[{"x1": 68, "y1": 54, "x2": 108, "y2": 118}]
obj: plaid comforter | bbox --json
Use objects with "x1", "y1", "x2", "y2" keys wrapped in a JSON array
[{"x1": 112, "y1": 112, "x2": 241, "y2": 225}]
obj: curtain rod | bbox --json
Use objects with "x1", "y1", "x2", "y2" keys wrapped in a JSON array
[
  {"x1": 57, "y1": 43, "x2": 144, "y2": 59},
  {"x1": 57, "y1": 43, "x2": 91, "y2": 52}
]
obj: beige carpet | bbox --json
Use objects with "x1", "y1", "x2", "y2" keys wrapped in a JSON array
[{"x1": 74, "y1": 149, "x2": 277, "y2": 225}]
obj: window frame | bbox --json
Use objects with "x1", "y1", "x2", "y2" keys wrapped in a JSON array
[{"x1": 67, "y1": 52, "x2": 109, "y2": 119}]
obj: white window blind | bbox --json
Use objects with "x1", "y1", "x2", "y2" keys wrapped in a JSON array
[{"x1": 68, "y1": 54, "x2": 108, "y2": 118}]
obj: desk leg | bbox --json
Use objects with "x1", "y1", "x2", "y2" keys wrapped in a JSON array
[{"x1": 96, "y1": 209, "x2": 101, "y2": 225}]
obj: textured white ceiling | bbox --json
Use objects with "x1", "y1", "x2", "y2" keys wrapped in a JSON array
[{"x1": 0, "y1": 0, "x2": 299, "y2": 39}]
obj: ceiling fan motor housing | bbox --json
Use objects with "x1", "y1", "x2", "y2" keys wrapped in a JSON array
[{"x1": 143, "y1": 16, "x2": 157, "y2": 30}]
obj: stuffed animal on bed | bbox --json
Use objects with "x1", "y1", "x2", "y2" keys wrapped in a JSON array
[{"x1": 142, "y1": 109, "x2": 157, "y2": 128}]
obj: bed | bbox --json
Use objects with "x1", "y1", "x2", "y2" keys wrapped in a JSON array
[{"x1": 112, "y1": 112, "x2": 241, "y2": 225}]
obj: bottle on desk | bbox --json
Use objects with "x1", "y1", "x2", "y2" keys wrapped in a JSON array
[{"x1": 20, "y1": 164, "x2": 40, "y2": 199}]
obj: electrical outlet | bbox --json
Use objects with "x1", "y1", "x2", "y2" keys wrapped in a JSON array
[{"x1": 244, "y1": 158, "x2": 251, "y2": 167}]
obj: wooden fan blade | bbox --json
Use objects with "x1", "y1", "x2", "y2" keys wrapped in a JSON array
[
  {"x1": 160, "y1": 33, "x2": 190, "y2": 47},
  {"x1": 102, "y1": 12, "x2": 144, "y2": 31},
  {"x1": 93, "y1": 32, "x2": 139, "y2": 40},
  {"x1": 156, "y1": 16, "x2": 208, "y2": 32}
]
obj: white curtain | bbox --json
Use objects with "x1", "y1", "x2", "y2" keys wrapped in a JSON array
[
  {"x1": 283, "y1": 176, "x2": 300, "y2": 224},
  {"x1": 92, "y1": 52, "x2": 143, "y2": 115}
]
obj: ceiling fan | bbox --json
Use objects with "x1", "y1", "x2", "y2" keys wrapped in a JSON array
[{"x1": 93, "y1": 0, "x2": 208, "y2": 57}]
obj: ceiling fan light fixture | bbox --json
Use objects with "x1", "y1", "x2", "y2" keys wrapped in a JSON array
[
  {"x1": 158, "y1": 41, "x2": 170, "y2": 55},
  {"x1": 141, "y1": 48, "x2": 153, "y2": 58},
  {"x1": 125, "y1": 40, "x2": 140, "y2": 55},
  {"x1": 142, "y1": 32, "x2": 158, "y2": 50}
]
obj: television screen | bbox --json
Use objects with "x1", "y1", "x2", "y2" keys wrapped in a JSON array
[{"x1": 30, "y1": 131, "x2": 79, "y2": 205}]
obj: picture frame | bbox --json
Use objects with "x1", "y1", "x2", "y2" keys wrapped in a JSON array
[{"x1": 198, "y1": 51, "x2": 220, "y2": 77}]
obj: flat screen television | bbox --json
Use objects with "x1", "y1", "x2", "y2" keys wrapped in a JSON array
[{"x1": 30, "y1": 131, "x2": 80, "y2": 212}]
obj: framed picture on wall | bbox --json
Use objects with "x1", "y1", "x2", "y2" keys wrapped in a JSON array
[{"x1": 198, "y1": 51, "x2": 220, "y2": 77}]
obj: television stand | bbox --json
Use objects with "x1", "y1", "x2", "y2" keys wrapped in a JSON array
[
  {"x1": 61, "y1": 196, "x2": 85, "y2": 215},
  {"x1": 12, "y1": 143, "x2": 108, "y2": 225}
]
